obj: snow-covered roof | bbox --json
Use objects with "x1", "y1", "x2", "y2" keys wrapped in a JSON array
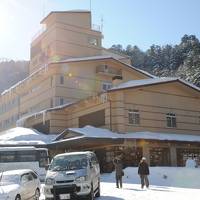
[
  {"x1": 16, "y1": 101, "x2": 75, "y2": 127},
  {"x1": 62, "y1": 125, "x2": 200, "y2": 142},
  {"x1": 109, "y1": 77, "x2": 200, "y2": 92},
  {"x1": 54, "y1": 151, "x2": 92, "y2": 158},
  {"x1": 0, "y1": 127, "x2": 56, "y2": 145},
  {"x1": 1, "y1": 125, "x2": 199, "y2": 147}
]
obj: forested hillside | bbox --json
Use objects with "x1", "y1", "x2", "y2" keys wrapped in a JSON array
[
  {"x1": 0, "y1": 59, "x2": 29, "y2": 93},
  {"x1": 110, "y1": 34, "x2": 200, "y2": 87}
]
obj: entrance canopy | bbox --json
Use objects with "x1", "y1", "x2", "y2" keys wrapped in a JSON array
[
  {"x1": 49, "y1": 125, "x2": 200, "y2": 150},
  {"x1": 50, "y1": 136, "x2": 124, "y2": 150}
]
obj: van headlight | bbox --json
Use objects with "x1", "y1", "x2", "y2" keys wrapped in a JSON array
[
  {"x1": 76, "y1": 176, "x2": 87, "y2": 182},
  {"x1": 45, "y1": 178, "x2": 55, "y2": 185}
]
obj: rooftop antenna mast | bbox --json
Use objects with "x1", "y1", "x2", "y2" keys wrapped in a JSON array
[
  {"x1": 90, "y1": 0, "x2": 92, "y2": 12},
  {"x1": 101, "y1": 16, "x2": 104, "y2": 33},
  {"x1": 42, "y1": 0, "x2": 46, "y2": 17}
]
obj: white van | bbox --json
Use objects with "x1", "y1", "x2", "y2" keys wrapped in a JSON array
[{"x1": 44, "y1": 151, "x2": 100, "y2": 200}]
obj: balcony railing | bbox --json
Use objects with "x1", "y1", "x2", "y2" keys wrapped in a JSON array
[
  {"x1": 96, "y1": 65, "x2": 122, "y2": 76},
  {"x1": 92, "y1": 24, "x2": 101, "y2": 32}
]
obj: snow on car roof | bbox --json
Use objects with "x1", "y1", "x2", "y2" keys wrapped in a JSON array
[
  {"x1": 54, "y1": 151, "x2": 92, "y2": 158},
  {"x1": 2, "y1": 169, "x2": 35, "y2": 175}
]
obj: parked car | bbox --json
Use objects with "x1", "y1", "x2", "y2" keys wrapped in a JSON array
[
  {"x1": 44, "y1": 151, "x2": 100, "y2": 200},
  {"x1": 0, "y1": 169, "x2": 41, "y2": 200}
]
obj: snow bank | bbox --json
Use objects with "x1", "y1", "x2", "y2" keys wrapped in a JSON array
[{"x1": 102, "y1": 167, "x2": 200, "y2": 189}]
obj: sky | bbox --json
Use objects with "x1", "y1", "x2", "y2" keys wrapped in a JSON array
[{"x1": 0, "y1": 0, "x2": 200, "y2": 60}]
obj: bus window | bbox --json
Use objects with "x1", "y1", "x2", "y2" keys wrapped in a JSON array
[
  {"x1": 38, "y1": 150, "x2": 49, "y2": 168},
  {"x1": 17, "y1": 150, "x2": 36, "y2": 162},
  {"x1": 0, "y1": 147, "x2": 49, "y2": 181},
  {"x1": 0, "y1": 151, "x2": 16, "y2": 162}
]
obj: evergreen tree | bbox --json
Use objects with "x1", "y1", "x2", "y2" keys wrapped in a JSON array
[{"x1": 109, "y1": 34, "x2": 200, "y2": 87}]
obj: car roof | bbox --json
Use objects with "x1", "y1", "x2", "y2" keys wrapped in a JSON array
[
  {"x1": 55, "y1": 151, "x2": 93, "y2": 158},
  {"x1": 1, "y1": 169, "x2": 35, "y2": 176}
]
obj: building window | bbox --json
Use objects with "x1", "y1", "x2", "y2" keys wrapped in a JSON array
[
  {"x1": 51, "y1": 76, "x2": 53, "y2": 87},
  {"x1": 88, "y1": 37, "x2": 98, "y2": 46},
  {"x1": 101, "y1": 82, "x2": 112, "y2": 91},
  {"x1": 166, "y1": 113, "x2": 176, "y2": 128},
  {"x1": 60, "y1": 75, "x2": 64, "y2": 85},
  {"x1": 50, "y1": 98, "x2": 54, "y2": 107},
  {"x1": 106, "y1": 151, "x2": 114, "y2": 162},
  {"x1": 60, "y1": 98, "x2": 64, "y2": 105},
  {"x1": 128, "y1": 109, "x2": 140, "y2": 125}
]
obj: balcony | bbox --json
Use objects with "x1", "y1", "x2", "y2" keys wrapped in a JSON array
[
  {"x1": 96, "y1": 65, "x2": 122, "y2": 77},
  {"x1": 92, "y1": 24, "x2": 101, "y2": 32}
]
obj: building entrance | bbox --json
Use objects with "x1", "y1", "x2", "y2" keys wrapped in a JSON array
[
  {"x1": 149, "y1": 147, "x2": 170, "y2": 166},
  {"x1": 177, "y1": 148, "x2": 200, "y2": 167}
]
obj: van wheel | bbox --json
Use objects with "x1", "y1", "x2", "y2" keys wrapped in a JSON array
[
  {"x1": 95, "y1": 181, "x2": 100, "y2": 197},
  {"x1": 87, "y1": 184, "x2": 94, "y2": 200},
  {"x1": 34, "y1": 188, "x2": 40, "y2": 200},
  {"x1": 15, "y1": 195, "x2": 21, "y2": 200}
]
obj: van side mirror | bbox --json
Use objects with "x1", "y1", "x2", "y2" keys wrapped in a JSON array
[{"x1": 89, "y1": 161, "x2": 93, "y2": 169}]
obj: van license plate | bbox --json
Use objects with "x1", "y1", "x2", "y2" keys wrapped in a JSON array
[{"x1": 59, "y1": 194, "x2": 70, "y2": 199}]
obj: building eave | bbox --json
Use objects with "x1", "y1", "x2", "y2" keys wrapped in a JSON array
[
  {"x1": 108, "y1": 78, "x2": 200, "y2": 94},
  {"x1": 40, "y1": 10, "x2": 91, "y2": 24}
]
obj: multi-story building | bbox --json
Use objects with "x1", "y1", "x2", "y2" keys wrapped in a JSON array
[
  {"x1": 21, "y1": 77, "x2": 200, "y2": 168},
  {"x1": 0, "y1": 10, "x2": 152, "y2": 131},
  {"x1": 0, "y1": 10, "x2": 200, "y2": 169}
]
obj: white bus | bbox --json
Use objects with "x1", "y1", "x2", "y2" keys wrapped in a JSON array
[{"x1": 0, "y1": 146, "x2": 49, "y2": 181}]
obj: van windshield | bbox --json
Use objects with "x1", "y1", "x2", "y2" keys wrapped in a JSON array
[{"x1": 49, "y1": 154, "x2": 88, "y2": 171}]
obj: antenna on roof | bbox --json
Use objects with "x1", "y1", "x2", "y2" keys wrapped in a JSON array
[
  {"x1": 90, "y1": 0, "x2": 92, "y2": 11},
  {"x1": 42, "y1": 0, "x2": 46, "y2": 17},
  {"x1": 101, "y1": 16, "x2": 104, "y2": 32}
]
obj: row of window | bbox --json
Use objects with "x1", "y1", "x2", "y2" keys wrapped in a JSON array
[
  {"x1": 0, "y1": 150, "x2": 48, "y2": 167},
  {"x1": 0, "y1": 90, "x2": 38, "y2": 115},
  {"x1": 0, "y1": 114, "x2": 19, "y2": 129},
  {"x1": 128, "y1": 110, "x2": 200, "y2": 128},
  {"x1": 0, "y1": 96, "x2": 69, "y2": 130},
  {"x1": 0, "y1": 97, "x2": 19, "y2": 114}
]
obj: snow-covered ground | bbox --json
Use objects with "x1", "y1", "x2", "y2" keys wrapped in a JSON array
[{"x1": 39, "y1": 167, "x2": 200, "y2": 200}]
